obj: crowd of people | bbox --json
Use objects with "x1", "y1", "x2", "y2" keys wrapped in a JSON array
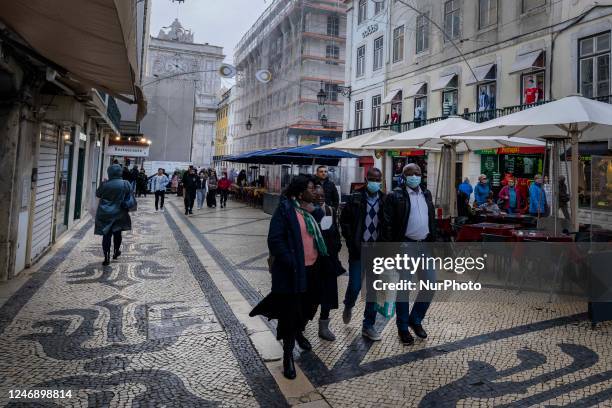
[
  {"x1": 251, "y1": 164, "x2": 436, "y2": 380},
  {"x1": 457, "y1": 173, "x2": 570, "y2": 219}
]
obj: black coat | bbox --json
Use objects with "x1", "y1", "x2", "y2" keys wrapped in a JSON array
[
  {"x1": 340, "y1": 189, "x2": 386, "y2": 261},
  {"x1": 95, "y1": 165, "x2": 132, "y2": 236},
  {"x1": 382, "y1": 185, "x2": 436, "y2": 242},
  {"x1": 267, "y1": 197, "x2": 323, "y2": 294},
  {"x1": 319, "y1": 178, "x2": 340, "y2": 208},
  {"x1": 318, "y1": 205, "x2": 344, "y2": 310}
]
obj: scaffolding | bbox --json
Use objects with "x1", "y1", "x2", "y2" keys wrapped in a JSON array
[{"x1": 233, "y1": 0, "x2": 347, "y2": 154}]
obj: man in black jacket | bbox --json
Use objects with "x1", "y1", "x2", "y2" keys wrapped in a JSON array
[
  {"x1": 340, "y1": 168, "x2": 386, "y2": 341},
  {"x1": 316, "y1": 165, "x2": 340, "y2": 208},
  {"x1": 182, "y1": 167, "x2": 198, "y2": 215},
  {"x1": 382, "y1": 163, "x2": 436, "y2": 345}
]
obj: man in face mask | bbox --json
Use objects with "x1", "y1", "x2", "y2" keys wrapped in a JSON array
[
  {"x1": 339, "y1": 168, "x2": 386, "y2": 341},
  {"x1": 382, "y1": 163, "x2": 436, "y2": 345}
]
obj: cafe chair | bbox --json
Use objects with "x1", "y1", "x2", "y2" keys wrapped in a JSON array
[{"x1": 481, "y1": 234, "x2": 513, "y2": 284}]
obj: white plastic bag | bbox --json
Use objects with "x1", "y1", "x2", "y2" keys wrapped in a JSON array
[{"x1": 374, "y1": 268, "x2": 399, "y2": 319}]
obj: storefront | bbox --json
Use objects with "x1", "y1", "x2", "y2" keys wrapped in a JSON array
[
  {"x1": 477, "y1": 146, "x2": 546, "y2": 197},
  {"x1": 105, "y1": 141, "x2": 150, "y2": 168},
  {"x1": 388, "y1": 150, "x2": 428, "y2": 190}
]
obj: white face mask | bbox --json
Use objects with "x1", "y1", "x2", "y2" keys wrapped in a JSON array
[{"x1": 320, "y1": 216, "x2": 333, "y2": 231}]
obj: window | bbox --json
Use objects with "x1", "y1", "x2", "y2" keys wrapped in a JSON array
[
  {"x1": 327, "y1": 15, "x2": 340, "y2": 37},
  {"x1": 358, "y1": 0, "x2": 367, "y2": 24},
  {"x1": 325, "y1": 83, "x2": 338, "y2": 102},
  {"x1": 373, "y1": 36, "x2": 384, "y2": 71},
  {"x1": 442, "y1": 90, "x2": 458, "y2": 116},
  {"x1": 521, "y1": 71, "x2": 545, "y2": 104},
  {"x1": 374, "y1": 0, "x2": 385, "y2": 15},
  {"x1": 326, "y1": 44, "x2": 340, "y2": 65},
  {"x1": 356, "y1": 45, "x2": 366, "y2": 77},
  {"x1": 414, "y1": 96, "x2": 427, "y2": 123},
  {"x1": 355, "y1": 100, "x2": 364, "y2": 130},
  {"x1": 416, "y1": 12, "x2": 429, "y2": 53},
  {"x1": 371, "y1": 95, "x2": 382, "y2": 127},
  {"x1": 522, "y1": 0, "x2": 545, "y2": 12},
  {"x1": 479, "y1": 0, "x2": 497, "y2": 29},
  {"x1": 579, "y1": 33, "x2": 611, "y2": 98},
  {"x1": 393, "y1": 25, "x2": 404, "y2": 62},
  {"x1": 476, "y1": 82, "x2": 496, "y2": 121},
  {"x1": 444, "y1": 0, "x2": 460, "y2": 40}
]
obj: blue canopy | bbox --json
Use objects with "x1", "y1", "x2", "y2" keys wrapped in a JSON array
[
  {"x1": 225, "y1": 144, "x2": 357, "y2": 165},
  {"x1": 264, "y1": 144, "x2": 358, "y2": 159}
]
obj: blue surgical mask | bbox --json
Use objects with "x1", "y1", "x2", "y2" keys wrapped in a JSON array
[
  {"x1": 366, "y1": 181, "x2": 381, "y2": 193},
  {"x1": 406, "y1": 175, "x2": 422, "y2": 189}
]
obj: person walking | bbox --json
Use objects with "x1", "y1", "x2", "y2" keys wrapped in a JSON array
[
  {"x1": 170, "y1": 171, "x2": 179, "y2": 194},
  {"x1": 152, "y1": 168, "x2": 169, "y2": 212},
  {"x1": 529, "y1": 174, "x2": 548, "y2": 217},
  {"x1": 218, "y1": 171, "x2": 232, "y2": 208},
  {"x1": 498, "y1": 178, "x2": 523, "y2": 214},
  {"x1": 129, "y1": 165, "x2": 140, "y2": 192},
  {"x1": 249, "y1": 175, "x2": 327, "y2": 380},
  {"x1": 95, "y1": 164, "x2": 133, "y2": 266},
  {"x1": 382, "y1": 163, "x2": 436, "y2": 345},
  {"x1": 315, "y1": 165, "x2": 340, "y2": 208},
  {"x1": 182, "y1": 167, "x2": 198, "y2": 215},
  {"x1": 207, "y1": 170, "x2": 218, "y2": 208},
  {"x1": 122, "y1": 165, "x2": 130, "y2": 181},
  {"x1": 313, "y1": 183, "x2": 344, "y2": 341},
  {"x1": 136, "y1": 168, "x2": 148, "y2": 198},
  {"x1": 339, "y1": 168, "x2": 386, "y2": 341},
  {"x1": 195, "y1": 170, "x2": 207, "y2": 210},
  {"x1": 473, "y1": 174, "x2": 490, "y2": 206}
]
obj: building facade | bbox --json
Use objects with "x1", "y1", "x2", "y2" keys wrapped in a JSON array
[
  {"x1": 142, "y1": 19, "x2": 224, "y2": 167},
  {"x1": 0, "y1": 2, "x2": 142, "y2": 280},
  {"x1": 233, "y1": 0, "x2": 347, "y2": 154},
  {"x1": 214, "y1": 87, "x2": 236, "y2": 163},
  {"x1": 343, "y1": 0, "x2": 612, "y2": 224}
]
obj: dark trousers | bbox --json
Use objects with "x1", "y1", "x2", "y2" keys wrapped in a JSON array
[
  {"x1": 219, "y1": 189, "x2": 228, "y2": 207},
  {"x1": 206, "y1": 189, "x2": 217, "y2": 208},
  {"x1": 184, "y1": 189, "x2": 196, "y2": 212},
  {"x1": 155, "y1": 191, "x2": 165, "y2": 210},
  {"x1": 102, "y1": 230, "x2": 122, "y2": 256}
]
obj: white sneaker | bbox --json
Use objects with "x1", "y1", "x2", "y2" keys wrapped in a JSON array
[{"x1": 160, "y1": 208, "x2": 165, "y2": 212}]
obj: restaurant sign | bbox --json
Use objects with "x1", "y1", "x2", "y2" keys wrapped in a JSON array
[
  {"x1": 387, "y1": 150, "x2": 427, "y2": 157},
  {"x1": 106, "y1": 145, "x2": 150, "y2": 157},
  {"x1": 476, "y1": 147, "x2": 545, "y2": 155}
]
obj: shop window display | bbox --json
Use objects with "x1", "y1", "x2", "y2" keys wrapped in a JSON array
[
  {"x1": 522, "y1": 71, "x2": 545, "y2": 105},
  {"x1": 476, "y1": 82, "x2": 496, "y2": 121},
  {"x1": 442, "y1": 90, "x2": 458, "y2": 117}
]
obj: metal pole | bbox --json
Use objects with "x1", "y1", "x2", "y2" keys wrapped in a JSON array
[
  {"x1": 551, "y1": 140, "x2": 560, "y2": 234},
  {"x1": 449, "y1": 144, "x2": 457, "y2": 217},
  {"x1": 570, "y1": 128, "x2": 580, "y2": 232}
]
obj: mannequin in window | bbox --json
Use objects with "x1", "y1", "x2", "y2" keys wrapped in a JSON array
[
  {"x1": 442, "y1": 96, "x2": 452, "y2": 117},
  {"x1": 391, "y1": 108, "x2": 399, "y2": 124},
  {"x1": 523, "y1": 79, "x2": 542, "y2": 105},
  {"x1": 478, "y1": 89, "x2": 489, "y2": 112}
]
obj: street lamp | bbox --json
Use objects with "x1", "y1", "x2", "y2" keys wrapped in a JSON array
[
  {"x1": 320, "y1": 112, "x2": 329, "y2": 128},
  {"x1": 246, "y1": 119, "x2": 252, "y2": 131},
  {"x1": 317, "y1": 82, "x2": 327, "y2": 106}
]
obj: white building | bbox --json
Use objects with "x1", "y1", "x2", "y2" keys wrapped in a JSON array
[{"x1": 142, "y1": 19, "x2": 224, "y2": 167}]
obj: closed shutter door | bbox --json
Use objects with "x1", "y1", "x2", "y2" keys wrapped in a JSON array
[{"x1": 31, "y1": 123, "x2": 59, "y2": 260}]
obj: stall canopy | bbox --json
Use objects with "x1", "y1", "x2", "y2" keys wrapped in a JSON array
[
  {"x1": 226, "y1": 145, "x2": 357, "y2": 165},
  {"x1": 0, "y1": 0, "x2": 139, "y2": 102},
  {"x1": 316, "y1": 129, "x2": 398, "y2": 151}
]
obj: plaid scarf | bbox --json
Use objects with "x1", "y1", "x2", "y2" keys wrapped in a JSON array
[{"x1": 292, "y1": 200, "x2": 328, "y2": 256}]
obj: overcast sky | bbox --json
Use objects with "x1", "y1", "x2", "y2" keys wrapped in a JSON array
[{"x1": 150, "y1": 0, "x2": 270, "y2": 63}]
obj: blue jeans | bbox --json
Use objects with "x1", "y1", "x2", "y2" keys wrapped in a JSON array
[
  {"x1": 196, "y1": 189, "x2": 206, "y2": 209},
  {"x1": 344, "y1": 259, "x2": 377, "y2": 329},
  {"x1": 395, "y1": 244, "x2": 437, "y2": 331}
]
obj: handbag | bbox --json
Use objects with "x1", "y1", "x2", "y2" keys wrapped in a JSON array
[{"x1": 121, "y1": 187, "x2": 138, "y2": 212}]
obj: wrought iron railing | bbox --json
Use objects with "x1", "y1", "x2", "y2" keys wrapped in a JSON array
[{"x1": 346, "y1": 96, "x2": 611, "y2": 138}]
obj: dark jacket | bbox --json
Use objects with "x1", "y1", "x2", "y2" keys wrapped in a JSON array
[
  {"x1": 122, "y1": 167, "x2": 130, "y2": 181},
  {"x1": 340, "y1": 189, "x2": 386, "y2": 261},
  {"x1": 182, "y1": 172, "x2": 198, "y2": 192},
  {"x1": 319, "y1": 177, "x2": 340, "y2": 208},
  {"x1": 382, "y1": 185, "x2": 436, "y2": 242},
  {"x1": 268, "y1": 196, "x2": 323, "y2": 294},
  {"x1": 559, "y1": 181, "x2": 570, "y2": 205},
  {"x1": 195, "y1": 176, "x2": 207, "y2": 190},
  {"x1": 95, "y1": 165, "x2": 132, "y2": 236},
  {"x1": 129, "y1": 167, "x2": 139, "y2": 182}
]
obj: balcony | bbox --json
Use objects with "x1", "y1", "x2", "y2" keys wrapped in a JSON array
[{"x1": 346, "y1": 96, "x2": 611, "y2": 138}]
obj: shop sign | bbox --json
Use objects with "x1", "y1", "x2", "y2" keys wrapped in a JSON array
[
  {"x1": 476, "y1": 147, "x2": 545, "y2": 155},
  {"x1": 388, "y1": 150, "x2": 427, "y2": 157},
  {"x1": 106, "y1": 145, "x2": 150, "y2": 157},
  {"x1": 299, "y1": 135, "x2": 318, "y2": 146}
]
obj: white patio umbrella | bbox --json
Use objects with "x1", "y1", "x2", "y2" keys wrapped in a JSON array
[
  {"x1": 444, "y1": 95, "x2": 612, "y2": 231},
  {"x1": 365, "y1": 117, "x2": 544, "y2": 216},
  {"x1": 316, "y1": 129, "x2": 398, "y2": 151}
]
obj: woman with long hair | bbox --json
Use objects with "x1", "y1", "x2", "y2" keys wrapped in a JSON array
[{"x1": 250, "y1": 175, "x2": 327, "y2": 380}]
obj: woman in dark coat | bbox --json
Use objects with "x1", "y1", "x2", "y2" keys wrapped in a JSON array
[
  {"x1": 250, "y1": 175, "x2": 326, "y2": 380},
  {"x1": 206, "y1": 169, "x2": 218, "y2": 208},
  {"x1": 313, "y1": 183, "x2": 344, "y2": 342},
  {"x1": 95, "y1": 164, "x2": 132, "y2": 266}
]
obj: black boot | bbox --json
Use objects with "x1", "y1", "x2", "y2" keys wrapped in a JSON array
[
  {"x1": 103, "y1": 252, "x2": 111, "y2": 266},
  {"x1": 282, "y1": 337, "x2": 296, "y2": 380},
  {"x1": 295, "y1": 332, "x2": 312, "y2": 351},
  {"x1": 112, "y1": 250, "x2": 121, "y2": 260}
]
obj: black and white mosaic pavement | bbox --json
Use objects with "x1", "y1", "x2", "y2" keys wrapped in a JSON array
[
  {"x1": 177, "y1": 198, "x2": 612, "y2": 407},
  {"x1": 0, "y1": 202, "x2": 287, "y2": 407}
]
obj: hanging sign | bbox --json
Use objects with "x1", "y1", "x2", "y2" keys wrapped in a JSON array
[{"x1": 106, "y1": 145, "x2": 150, "y2": 157}]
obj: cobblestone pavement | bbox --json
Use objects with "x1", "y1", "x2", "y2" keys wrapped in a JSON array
[
  {"x1": 1, "y1": 195, "x2": 611, "y2": 407},
  {"x1": 0, "y1": 198, "x2": 286, "y2": 407},
  {"x1": 169, "y1": 197, "x2": 612, "y2": 407}
]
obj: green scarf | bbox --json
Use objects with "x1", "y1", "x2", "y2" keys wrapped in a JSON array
[{"x1": 292, "y1": 200, "x2": 328, "y2": 256}]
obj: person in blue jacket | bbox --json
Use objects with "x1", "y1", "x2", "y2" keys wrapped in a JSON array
[
  {"x1": 458, "y1": 178, "x2": 473, "y2": 199},
  {"x1": 473, "y1": 174, "x2": 491, "y2": 206},
  {"x1": 529, "y1": 174, "x2": 548, "y2": 217}
]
